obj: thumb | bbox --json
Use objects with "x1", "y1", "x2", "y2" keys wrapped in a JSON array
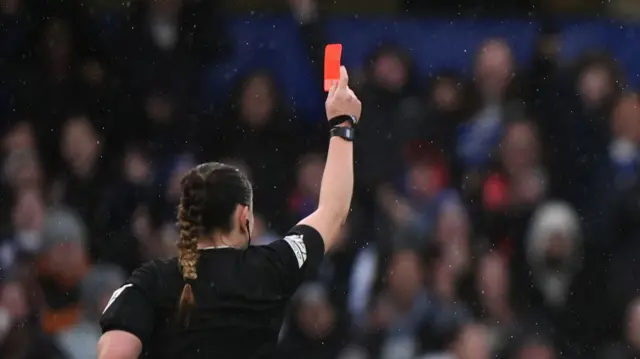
[{"x1": 338, "y1": 66, "x2": 349, "y2": 89}]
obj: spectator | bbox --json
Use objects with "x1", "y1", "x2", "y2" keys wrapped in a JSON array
[
  {"x1": 456, "y1": 38, "x2": 525, "y2": 196},
  {"x1": 56, "y1": 264, "x2": 125, "y2": 359},
  {"x1": 0, "y1": 279, "x2": 66, "y2": 359},
  {"x1": 37, "y1": 207, "x2": 90, "y2": 336},
  {"x1": 278, "y1": 283, "x2": 349, "y2": 359},
  {"x1": 54, "y1": 114, "x2": 114, "y2": 258},
  {"x1": 473, "y1": 252, "x2": 522, "y2": 355}
]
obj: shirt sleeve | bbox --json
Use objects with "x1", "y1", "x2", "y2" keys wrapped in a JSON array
[
  {"x1": 248, "y1": 224, "x2": 325, "y2": 297},
  {"x1": 99, "y1": 261, "x2": 157, "y2": 346}
]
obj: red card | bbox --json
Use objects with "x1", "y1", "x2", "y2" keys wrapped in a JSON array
[{"x1": 324, "y1": 44, "x2": 342, "y2": 92}]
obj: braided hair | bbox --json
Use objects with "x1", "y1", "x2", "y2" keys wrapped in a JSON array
[{"x1": 176, "y1": 162, "x2": 252, "y2": 323}]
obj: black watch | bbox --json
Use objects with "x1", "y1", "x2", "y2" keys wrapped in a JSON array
[
  {"x1": 328, "y1": 115, "x2": 357, "y2": 128},
  {"x1": 330, "y1": 126, "x2": 355, "y2": 141}
]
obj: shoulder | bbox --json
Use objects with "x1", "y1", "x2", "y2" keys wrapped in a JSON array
[{"x1": 128, "y1": 258, "x2": 179, "y2": 294}]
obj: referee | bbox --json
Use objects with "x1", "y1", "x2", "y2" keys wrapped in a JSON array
[{"x1": 97, "y1": 66, "x2": 361, "y2": 359}]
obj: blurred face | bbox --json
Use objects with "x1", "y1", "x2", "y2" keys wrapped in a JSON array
[
  {"x1": 627, "y1": 301, "x2": 640, "y2": 349},
  {"x1": 48, "y1": 242, "x2": 88, "y2": 284},
  {"x1": 475, "y1": 40, "x2": 513, "y2": 98},
  {"x1": 61, "y1": 116, "x2": 100, "y2": 172},
  {"x1": 578, "y1": 65, "x2": 613, "y2": 107},
  {"x1": 408, "y1": 162, "x2": 442, "y2": 198},
  {"x1": 43, "y1": 18, "x2": 71, "y2": 65},
  {"x1": 455, "y1": 324, "x2": 490, "y2": 359},
  {"x1": 145, "y1": 94, "x2": 175, "y2": 124},
  {"x1": 3, "y1": 122, "x2": 35, "y2": 154},
  {"x1": 124, "y1": 149, "x2": 151, "y2": 184},
  {"x1": 148, "y1": 0, "x2": 182, "y2": 17},
  {"x1": 1, "y1": 0, "x2": 23, "y2": 15},
  {"x1": 611, "y1": 94, "x2": 640, "y2": 142},
  {"x1": 12, "y1": 190, "x2": 44, "y2": 231},
  {"x1": 543, "y1": 232, "x2": 571, "y2": 268},
  {"x1": 373, "y1": 53, "x2": 407, "y2": 92},
  {"x1": 240, "y1": 75, "x2": 275, "y2": 128},
  {"x1": 516, "y1": 343, "x2": 556, "y2": 359},
  {"x1": 502, "y1": 122, "x2": 539, "y2": 175},
  {"x1": 432, "y1": 78, "x2": 460, "y2": 111},
  {"x1": 0, "y1": 282, "x2": 28, "y2": 320},
  {"x1": 297, "y1": 155, "x2": 324, "y2": 197},
  {"x1": 5, "y1": 151, "x2": 42, "y2": 191},
  {"x1": 387, "y1": 251, "x2": 423, "y2": 305},
  {"x1": 477, "y1": 253, "x2": 508, "y2": 303},
  {"x1": 297, "y1": 299, "x2": 335, "y2": 340}
]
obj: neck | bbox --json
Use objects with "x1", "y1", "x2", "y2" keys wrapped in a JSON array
[{"x1": 197, "y1": 232, "x2": 246, "y2": 250}]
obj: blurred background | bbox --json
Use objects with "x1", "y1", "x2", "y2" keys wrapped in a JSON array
[{"x1": 1, "y1": 0, "x2": 640, "y2": 358}]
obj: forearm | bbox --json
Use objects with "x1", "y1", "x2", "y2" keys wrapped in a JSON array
[{"x1": 317, "y1": 136, "x2": 354, "y2": 222}]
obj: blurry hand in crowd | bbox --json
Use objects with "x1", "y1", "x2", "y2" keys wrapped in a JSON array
[
  {"x1": 453, "y1": 323, "x2": 490, "y2": 359},
  {"x1": 475, "y1": 39, "x2": 514, "y2": 100}
]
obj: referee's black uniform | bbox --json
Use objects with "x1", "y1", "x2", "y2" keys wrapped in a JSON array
[{"x1": 99, "y1": 224, "x2": 324, "y2": 359}]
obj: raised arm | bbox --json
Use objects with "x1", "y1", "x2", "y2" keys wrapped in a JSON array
[{"x1": 298, "y1": 66, "x2": 361, "y2": 252}]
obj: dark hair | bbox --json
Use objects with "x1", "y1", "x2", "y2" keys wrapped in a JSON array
[{"x1": 176, "y1": 162, "x2": 252, "y2": 322}]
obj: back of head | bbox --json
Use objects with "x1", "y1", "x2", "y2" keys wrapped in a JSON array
[{"x1": 176, "y1": 162, "x2": 253, "y2": 323}]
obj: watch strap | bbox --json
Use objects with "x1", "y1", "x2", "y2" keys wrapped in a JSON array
[
  {"x1": 328, "y1": 115, "x2": 357, "y2": 128},
  {"x1": 330, "y1": 126, "x2": 355, "y2": 141}
]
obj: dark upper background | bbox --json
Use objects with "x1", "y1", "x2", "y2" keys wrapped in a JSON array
[{"x1": 1, "y1": 0, "x2": 640, "y2": 359}]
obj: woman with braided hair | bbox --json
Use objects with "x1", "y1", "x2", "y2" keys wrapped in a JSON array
[{"x1": 97, "y1": 66, "x2": 361, "y2": 359}]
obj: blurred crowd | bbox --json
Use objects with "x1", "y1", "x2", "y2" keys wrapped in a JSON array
[{"x1": 1, "y1": 0, "x2": 640, "y2": 359}]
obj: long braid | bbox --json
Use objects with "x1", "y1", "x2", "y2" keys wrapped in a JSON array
[{"x1": 176, "y1": 173, "x2": 205, "y2": 324}]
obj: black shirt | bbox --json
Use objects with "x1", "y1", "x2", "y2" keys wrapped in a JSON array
[{"x1": 99, "y1": 224, "x2": 324, "y2": 359}]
